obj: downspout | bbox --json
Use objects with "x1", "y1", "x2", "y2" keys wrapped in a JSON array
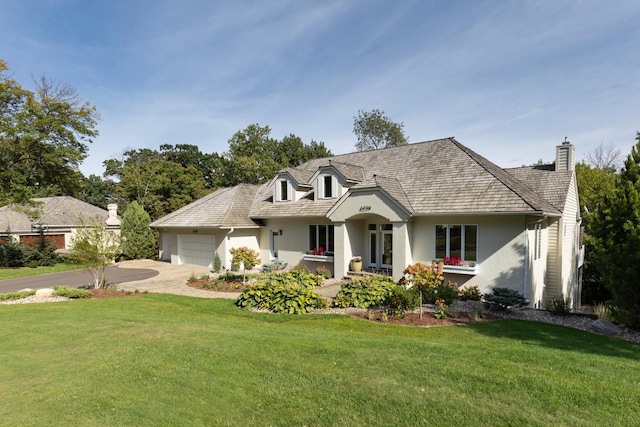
[{"x1": 223, "y1": 227, "x2": 235, "y2": 270}]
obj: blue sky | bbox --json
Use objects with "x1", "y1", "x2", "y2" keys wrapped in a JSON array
[{"x1": 2, "y1": 0, "x2": 639, "y2": 176}]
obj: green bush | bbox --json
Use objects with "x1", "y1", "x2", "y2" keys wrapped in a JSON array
[
  {"x1": 53, "y1": 286, "x2": 93, "y2": 299},
  {"x1": 0, "y1": 289, "x2": 36, "y2": 301},
  {"x1": 315, "y1": 266, "x2": 331, "y2": 279},
  {"x1": 333, "y1": 276, "x2": 397, "y2": 308},
  {"x1": 213, "y1": 251, "x2": 222, "y2": 273},
  {"x1": 385, "y1": 285, "x2": 419, "y2": 316},
  {"x1": 458, "y1": 285, "x2": 483, "y2": 301},
  {"x1": 545, "y1": 296, "x2": 570, "y2": 315},
  {"x1": 26, "y1": 261, "x2": 39, "y2": 268},
  {"x1": 236, "y1": 272, "x2": 327, "y2": 314},
  {"x1": 484, "y1": 287, "x2": 529, "y2": 311}
]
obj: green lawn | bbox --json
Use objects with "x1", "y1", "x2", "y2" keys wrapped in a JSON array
[
  {"x1": 0, "y1": 262, "x2": 83, "y2": 280},
  {"x1": 1, "y1": 296, "x2": 638, "y2": 426}
]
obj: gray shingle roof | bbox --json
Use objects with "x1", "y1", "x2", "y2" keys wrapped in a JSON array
[
  {"x1": 153, "y1": 138, "x2": 571, "y2": 227},
  {"x1": 150, "y1": 184, "x2": 260, "y2": 228},
  {"x1": 505, "y1": 165, "x2": 573, "y2": 211},
  {"x1": 0, "y1": 196, "x2": 116, "y2": 232}
]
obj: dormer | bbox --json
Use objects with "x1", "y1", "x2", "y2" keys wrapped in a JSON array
[
  {"x1": 269, "y1": 168, "x2": 313, "y2": 203},
  {"x1": 310, "y1": 161, "x2": 364, "y2": 201}
]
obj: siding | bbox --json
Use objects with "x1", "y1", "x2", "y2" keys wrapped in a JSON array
[{"x1": 545, "y1": 220, "x2": 560, "y2": 302}]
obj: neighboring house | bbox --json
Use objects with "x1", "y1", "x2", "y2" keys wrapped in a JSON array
[
  {"x1": 151, "y1": 138, "x2": 584, "y2": 309},
  {"x1": 0, "y1": 196, "x2": 121, "y2": 250}
]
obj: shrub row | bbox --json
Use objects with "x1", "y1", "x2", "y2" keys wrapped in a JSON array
[{"x1": 0, "y1": 238, "x2": 59, "y2": 268}]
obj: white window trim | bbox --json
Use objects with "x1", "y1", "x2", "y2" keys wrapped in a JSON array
[
  {"x1": 276, "y1": 179, "x2": 292, "y2": 202},
  {"x1": 318, "y1": 174, "x2": 337, "y2": 200},
  {"x1": 436, "y1": 224, "x2": 478, "y2": 262}
]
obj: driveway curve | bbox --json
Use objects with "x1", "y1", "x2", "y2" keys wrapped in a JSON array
[{"x1": 1, "y1": 260, "x2": 239, "y2": 299}]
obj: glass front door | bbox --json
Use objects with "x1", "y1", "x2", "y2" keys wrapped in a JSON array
[
  {"x1": 381, "y1": 230, "x2": 393, "y2": 268},
  {"x1": 368, "y1": 224, "x2": 392, "y2": 269}
]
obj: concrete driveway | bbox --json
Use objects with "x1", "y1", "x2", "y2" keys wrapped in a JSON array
[{"x1": 0, "y1": 260, "x2": 239, "y2": 299}]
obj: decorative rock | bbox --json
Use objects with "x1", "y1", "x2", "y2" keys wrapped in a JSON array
[
  {"x1": 590, "y1": 319, "x2": 621, "y2": 336},
  {"x1": 35, "y1": 288, "x2": 55, "y2": 298}
]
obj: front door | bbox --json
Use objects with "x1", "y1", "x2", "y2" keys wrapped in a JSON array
[{"x1": 367, "y1": 224, "x2": 392, "y2": 270}]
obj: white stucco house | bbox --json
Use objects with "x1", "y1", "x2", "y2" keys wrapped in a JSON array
[{"x1": 151, "y1": 138, "x2": 584, "y2": 309}]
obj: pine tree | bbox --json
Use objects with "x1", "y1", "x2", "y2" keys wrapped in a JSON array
[
  {"x1": 590, "y1": 132, "x2": 640, "y2": 327},
  {"x1": 121, "y1": 201, "x2": 157, "y2": 260}
]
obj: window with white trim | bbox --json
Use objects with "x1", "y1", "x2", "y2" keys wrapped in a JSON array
[
  {"x1": 435, "y1": 225, "x2": 477, "y2": 262},
  {"x1": 276, "y1": 179, "x2": 291, "y2": 202},
  {"x1": 319, "y1": 175, "x2": 336, "y2": 199},
  {"x1": 309, "y1": 224, "x2": 334, "y2": 254}
]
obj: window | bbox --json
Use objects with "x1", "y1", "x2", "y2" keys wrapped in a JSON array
[
  {"x1": 277, "y1": 179, "x2": 290, "y2": 201},
  {"x1": 309, "y1": 224, "x2": 334, "y2": 253},
  {"x1": 319, "y1": 175, "x2": 336, "y2": 199},
  {"x1": 534, "y1": 223, "x2": 542, "y2": 260},
  {"x1": 435, "y1": 225, "x2": 477, "y2": 262}
]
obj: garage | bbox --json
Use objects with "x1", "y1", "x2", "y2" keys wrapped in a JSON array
[{"x1": 177, "y1": 234, "x2": 215, "y2": 268}]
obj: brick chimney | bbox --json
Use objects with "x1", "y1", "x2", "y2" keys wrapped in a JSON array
[{"x1": 556, "y1": 138, "x2": 576, "y2": 171}]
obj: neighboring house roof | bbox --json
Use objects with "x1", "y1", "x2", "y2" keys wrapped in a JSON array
[
  {"x1": 150, "y1": 184, "x2": 260, "y2": 228},
  {"x1": 154, "y1": 138, "x2": 573, "y2": 227},
  {"x1": 0, "y1": 196, "x2": 118, "y2": 232},
  {"x1": 505, "y1": 165, "x2": 574, "y2": 211}
]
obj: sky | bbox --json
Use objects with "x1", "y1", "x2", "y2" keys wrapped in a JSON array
[{"x1": 2, "y1": 0, "x2": 639, "y2": 176}]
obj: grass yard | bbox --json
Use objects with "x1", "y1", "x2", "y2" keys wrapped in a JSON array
[
  {"x1": 1, "y1": 295, "x2": 638, "y2": 426},
  {"x1": 0, "y1": 262, "x2": 83, "y2": 280}
]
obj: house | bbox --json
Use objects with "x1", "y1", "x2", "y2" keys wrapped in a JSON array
[
  {"x1": 0, "y1": 196, "x2": 121, "y2": 250},
  {"x1": 151, "y1": 138, "x2": 584, "y2": 309}
]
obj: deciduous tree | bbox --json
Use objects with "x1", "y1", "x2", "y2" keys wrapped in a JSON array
[
  {"x1": 353, "y1": 109, "x2": 408, "y2": 151},
  {"x1": 0, "y1": 59, "x2": 99, "y2": 205}
]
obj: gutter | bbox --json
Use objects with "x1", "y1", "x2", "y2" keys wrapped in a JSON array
[{"x1": 524, "y1": 215, "x2": 547, "y2": 307}]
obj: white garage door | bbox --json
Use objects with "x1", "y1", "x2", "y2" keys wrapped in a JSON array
[{"x1": 178, "y1": 234, "x2": 215, "y2": 268}]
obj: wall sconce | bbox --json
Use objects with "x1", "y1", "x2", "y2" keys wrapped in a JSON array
[{"x1": 279, "y1": 229, "x2": 283, "y2": 235}]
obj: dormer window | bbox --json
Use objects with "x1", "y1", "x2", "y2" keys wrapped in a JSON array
[
  {"x1": 319, "y1": 174, "x2": 336, "y2": 199},
  {"x1": 323, "y1": 176, "x2": 333, "y2": 198},
  {"x1": 277, "y1": 179, "x2": 291, "y2": 202}
]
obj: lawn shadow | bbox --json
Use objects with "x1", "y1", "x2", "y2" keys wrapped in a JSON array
[{"x1": 469, "y1": 318, "x2": 640, "y2": 361}]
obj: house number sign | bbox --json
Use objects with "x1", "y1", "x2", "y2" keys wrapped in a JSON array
[{"x1": 359, "y1": 205, "x2": 371, "y2": 212}]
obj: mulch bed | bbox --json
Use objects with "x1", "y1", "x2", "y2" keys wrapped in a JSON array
[
  {"x1": 186, "y1": 278, "x2": 249, "y2": 292},
  {"x1": 91, "y1": 288, "x2": 147, "y2": 298},
  {"x1": 348, "y1": 309, "x2": 498, "y2": 327}
]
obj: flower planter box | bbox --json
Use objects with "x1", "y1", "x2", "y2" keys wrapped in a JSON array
[
  {"x1": 303, "y1": 254, "x2": 334, "y2": 263},
  {"x1": 442, "y1": 265, "x2": 479, "y2": 275}
]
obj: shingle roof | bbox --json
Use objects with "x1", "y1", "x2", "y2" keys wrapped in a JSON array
[
  {"x1": 298, "y1": 138, "x2": 561, "y2": 215},
  {"x1": 154, "y1": 138, "x2": 571, "y2": 227},
  {"x1": 505, "y1": 165, "x2": 573, "y2": 211},
  {"x1": 0, "y1": 196, "x2": 116, "y2": 232},
  {"x1": 150, "y1": 184, "x2": 260, "y2": 228}
]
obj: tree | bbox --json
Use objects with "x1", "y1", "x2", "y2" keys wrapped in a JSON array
[
  {"x1": 104, "y1": 148, "x2": 206, "y2": 220},
  {"x1": 353, "y1": 109, "x2": 408, "y2": 151},
  {"x1": 576, "y1": 162, "x2": 619, "y2": 304},
  {"x1": 585, "y1": 142, "x2": 622, "y2": 171},
  {"x1": 120, "y1": 201, "x2": 156, "y2": 260},
  {"x1": 0, "y1": 59, "x2": 99, "y2": 205},
  {"x1": 229, "y1": 246, "x2": 261, "y2": 283},
  {"x1": 223, "y1": 124, "x2": 332, "y2": 186},
  {"x1": 589, "y1": 132, "x2": 640, "y2": 327},
  {"x1": 159, "y1": 144, "x2": 227, "y2": 189},
  {"x1": 67, "y1": 218, "x2": 121, "y2": 289},
  {"x1": 77, "y1": 174, "x2": 116, "y2": 209}
]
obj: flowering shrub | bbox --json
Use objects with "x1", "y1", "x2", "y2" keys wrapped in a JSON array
[
  {"x1": 399, "y1": 262, "x2": 459, "y2": 304},
  {"x1": 229, "y1": 247, "x2": 261, "y2": 282},
  {"x1": 459, "y1": 285, "x2": 483, "y2": 301},
  {"x1": 434, "y1": 298, "x2": 449, "y2": 319}
]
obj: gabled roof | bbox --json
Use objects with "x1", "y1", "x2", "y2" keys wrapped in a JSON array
[
  {"x1": 505, "y1": 165, "x2": 574, "y2": 211},
  {"x1": 311, "y1": 160, "x2": 365, "y2": 184},
  {"x1": 270, "y1": 167, "x2": 314, "y2": 189},
  {"x1": 0, "y1": 196, "x2": 117, "y2": 232},
  {"x1": 351, "y1": 174, "x2": 414, "y2": 212},
  {"x1": 150, "y1": 184, "x2": 260, "y2": 228}
]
